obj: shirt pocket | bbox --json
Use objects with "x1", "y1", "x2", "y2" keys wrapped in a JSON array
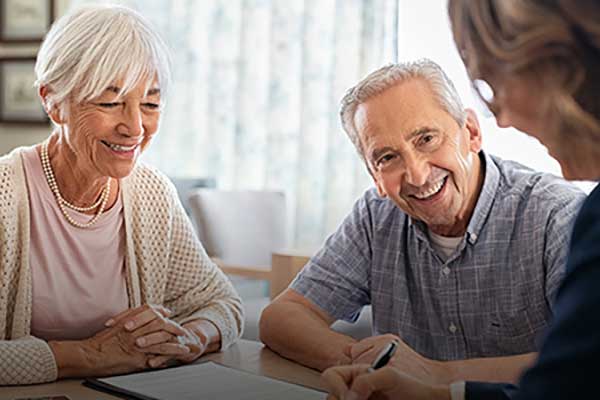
[{"x1": 483, "y1": 301, "x2": 549, "y2": 356}]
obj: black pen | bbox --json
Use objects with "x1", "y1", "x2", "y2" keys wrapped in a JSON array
[{"x1": 368, "y1": 340, "x2": 399, "y2": 372}]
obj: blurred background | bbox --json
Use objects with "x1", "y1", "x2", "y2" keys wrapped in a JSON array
[{"x1": 1, "y1": 0, "x2": 592, "y2": 251}]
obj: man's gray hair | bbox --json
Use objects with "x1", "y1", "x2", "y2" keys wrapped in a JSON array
[
  {"x1": 35, "y1": 4, "x2": 171, "y2": 117},
  {"x1": 340, "y1": 59, "x2": 467, "y2": 162}
]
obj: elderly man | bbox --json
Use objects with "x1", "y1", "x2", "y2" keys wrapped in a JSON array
[{"x1": 259, "y1": 59, "x2": 584, "y2": 385}]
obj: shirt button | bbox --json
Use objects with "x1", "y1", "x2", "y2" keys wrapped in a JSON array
[
  {"x1": 442, "y1": 266, "x2": 451, "y2": 275},
  {"x1": 470, "y1": 233, "x2": 478, "y2": 241},
  {"x1": 448, "y1": 323, "x2": 457, "y2": 333}
]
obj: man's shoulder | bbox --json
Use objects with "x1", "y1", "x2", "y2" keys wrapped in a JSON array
[
  {"x1": 358, "y1": 187, "x2": 406, "y2": 216},
  {"x1": 491, "y1": 155, "x2": 585, "y2": 206}
]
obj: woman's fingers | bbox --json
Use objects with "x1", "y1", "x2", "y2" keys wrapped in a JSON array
[
  {"x1": 136, "y1": 342, "x2": 191, "y2": 356},
  {"x1": 147, "y1": 355, "x2": 172, "y2": 369},
  {"x1": 132, "y1": 318, "x2": 187, "y2": 343},
  {"x1": 135, "y1": 330, "x2": 173, "y2": 348},
  {"x1": 121, "y1": 305, "x2": 172, "y2": 332}
]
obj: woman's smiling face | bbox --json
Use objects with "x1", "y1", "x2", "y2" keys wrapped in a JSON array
[{"x1": 63, "y1": 78, "x2": 162, "y2": 179}]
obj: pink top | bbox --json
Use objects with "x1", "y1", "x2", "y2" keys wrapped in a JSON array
[{"x1": 22, "y1": 146, "x2": 129, "y2": 341}]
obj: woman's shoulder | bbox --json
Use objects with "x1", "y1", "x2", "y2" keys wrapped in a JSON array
[
  {"x1": 0, "y1": 146, "x2": 31, "y2": 186},
  {"x1": 128, "y1": 162, "x2": 171, "y2": 186},
  {"x1": 0, "y1": 146, "x2": 27, "y2": 168},
  {"x1": 125, "y1": 162, "x2": 178, "y2": 199}
]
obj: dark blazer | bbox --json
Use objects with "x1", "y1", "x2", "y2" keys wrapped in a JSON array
[{"x1": 467, "y1": 182, "x2": 600, "y2": 400}]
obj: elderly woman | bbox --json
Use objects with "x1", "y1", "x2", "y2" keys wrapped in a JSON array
[
  {"x1": 0, "y1": 5, "x2": 243, "y2": 385},
  {"x1": 322, "y1": 1, "x2": 600, "y2": 399}
]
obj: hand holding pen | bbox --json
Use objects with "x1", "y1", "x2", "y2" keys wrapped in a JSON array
[
  {"x1": 368, "y1": 340, "x2": 398, "y2": 372},
  {"x1": 322, "y1": 339, "x2": 449, "y2": 400}
]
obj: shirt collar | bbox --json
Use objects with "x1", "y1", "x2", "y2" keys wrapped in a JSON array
[{"x1": 409, "y1": 150, "x2": 500, "y2": 245}]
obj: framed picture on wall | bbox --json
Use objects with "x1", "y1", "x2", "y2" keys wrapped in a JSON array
[
  {"x1": 0, "y1": 57, "x2": 49, "y2": 125},
  {"x1": 0, "y1": 0, "x2": 55, "y2": 43}
]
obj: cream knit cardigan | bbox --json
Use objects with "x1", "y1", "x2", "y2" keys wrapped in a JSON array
[{"x1": 0, "y1": 147, "x2": 244, "y2": 385}]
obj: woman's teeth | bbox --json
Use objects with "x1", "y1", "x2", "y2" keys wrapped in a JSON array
[
  {"x1": 413, "y1": 177, "x2": 446, "y2": 200},
  {"x1": 104, "y1": 141, "x2": 137, "y2": 152}
]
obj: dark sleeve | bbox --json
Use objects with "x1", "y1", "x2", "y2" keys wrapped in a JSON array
[
  {"x1": 466, "y1": 382, "x2": 519, "y2": 400},
  {"x1": 512, "y1": 184, "x2": 600, "y2": 400}
]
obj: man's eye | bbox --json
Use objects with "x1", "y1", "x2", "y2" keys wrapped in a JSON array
[
  {"x1": 420, "y1": 134, "x2": 438, "y2": 146},
  {"x1": 143, "y1": 103, "x2": 160, "y2": 109},
  {"x1": 98, "y1": 102, "x2": 120, "y2": 108},
  {"x1": 377, "y1": 154, "x2": 396, "y2": 166}
]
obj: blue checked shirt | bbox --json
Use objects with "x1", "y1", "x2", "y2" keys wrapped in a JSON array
[{"x1": 291, "y1": 152, "x2": 585, "y2": 360}]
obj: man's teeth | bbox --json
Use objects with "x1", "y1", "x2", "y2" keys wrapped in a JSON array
[
  {"x1": 414, "y1": 178, "x2": 446, "y2": 200},
  {"x1": 106, "y1": 142, "x2": 137, "y2": 152}
]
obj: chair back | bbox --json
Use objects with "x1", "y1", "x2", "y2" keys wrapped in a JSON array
[{"x1": 188, "y1": 189, "x2": 288, "y2": 268}]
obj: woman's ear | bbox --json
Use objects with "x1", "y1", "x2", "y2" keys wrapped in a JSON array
[{"x1": 38, "y1": 85, "x2": 64, "y2": 124}]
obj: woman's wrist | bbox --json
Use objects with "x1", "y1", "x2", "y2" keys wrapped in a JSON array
[
  {"x1": 183, "y1": 319, "x2": 222, "y2": 354},
  {"x1": 48, "y1": 339, "x2": 97, "y2": 379}
]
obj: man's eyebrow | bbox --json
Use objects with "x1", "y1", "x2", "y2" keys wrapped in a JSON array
[{"x1": 407, "y1": 126, "x2": 439, "y2": 139}]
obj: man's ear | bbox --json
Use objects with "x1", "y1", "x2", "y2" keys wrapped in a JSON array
[
  {"x1": 38, "y1": 85, "x2": 64, "y2": 124},
  {"x1": 464, "y1": 108, "x2": 483, "y2": 153},
  {"x1": 364, "y1": 159, "x2": 387, "y2": 198},
  {"x1": 374, "y1": 180, "x2": 387, "y2": 198}
]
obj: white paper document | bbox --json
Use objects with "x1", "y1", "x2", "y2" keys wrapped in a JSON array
[{"x1": 87, "y1": 361, "x2": 327, "y2": 400}]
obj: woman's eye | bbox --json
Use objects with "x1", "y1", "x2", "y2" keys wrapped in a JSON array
[
  {"x1": 143, "y1": 103, "x2": 160, "y2": 109},
  {"x1": 98, "y1": 102, "x2": 120, "y2": 108}
]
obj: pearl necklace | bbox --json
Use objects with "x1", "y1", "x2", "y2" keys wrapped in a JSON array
[{"x1": 41, "y1": 141, "x2": 111, "y2": 228}]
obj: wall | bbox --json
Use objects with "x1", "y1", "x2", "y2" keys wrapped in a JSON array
[{"x1": 0, "y1": 0, "x2": 70, "y2": 155}]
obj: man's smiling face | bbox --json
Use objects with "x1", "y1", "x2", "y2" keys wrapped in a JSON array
[{"x1": 355, "y1": 78, "x2": 483, "y2": 236}]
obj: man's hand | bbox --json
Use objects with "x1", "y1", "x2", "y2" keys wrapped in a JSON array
[
  {"x1": 322, "y1": 364, "x2": 450, "y2": 400},
  {"x1": 347, "y1": 334, "x2": 449, "y2": 384}
]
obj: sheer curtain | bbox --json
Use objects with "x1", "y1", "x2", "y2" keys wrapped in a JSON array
[{"x1": 73, "y1": 0, "x2": 399, "y2": 248}]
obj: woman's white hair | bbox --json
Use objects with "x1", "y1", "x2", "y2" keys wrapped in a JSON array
[
  {"x1": 340, "y1": 59, "x2": 467, "y2": 163},
  {"x1": 35, "y1": 4, "x2": 171, "y2": 116}
]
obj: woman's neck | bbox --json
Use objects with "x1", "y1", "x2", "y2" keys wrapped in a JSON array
[{"x1": 42, "y1": 133, "x2": 119, "y2": 213}]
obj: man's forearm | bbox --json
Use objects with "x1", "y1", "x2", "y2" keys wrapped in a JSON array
[
  {"x1": 441, "y1": 352, "x2": 536, "y2": 384},
  {"x1": 260, "y1": 301, "x2": 356, "y2": 371}
]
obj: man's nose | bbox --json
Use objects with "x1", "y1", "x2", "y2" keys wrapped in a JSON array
[{"x1": 403, "y1": 156, "x2": 430, "y2": 188}]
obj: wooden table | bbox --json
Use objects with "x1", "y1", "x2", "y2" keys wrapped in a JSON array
[{"x1": 0, "y1": 339, "x2": 324, "y2": 399}]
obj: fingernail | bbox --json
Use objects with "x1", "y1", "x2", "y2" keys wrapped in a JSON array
[
  {"x1": 125, "y1": 321, "x2": 134, "y2": 330},
  {"x1": 136, "y1": 338, "x2": 145, "y2": 346},
  {"x1": 344, "y1": 391, "x2": 360, "y2": 400},
  {"x1": 149, "y1": 359, "x2": 159, "y2": 368},
  {"x1": 105, "y1": 319, "x2": 114, "y2": 327}
]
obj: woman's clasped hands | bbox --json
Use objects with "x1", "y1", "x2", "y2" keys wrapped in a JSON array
[{"x1": 79, "y1": 304, "x2": 209, "y2": 376}]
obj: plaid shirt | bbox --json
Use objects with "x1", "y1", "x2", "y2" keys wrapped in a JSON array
[{"x1": 291, "y1": 152, "x2": 585, "y2": 360}]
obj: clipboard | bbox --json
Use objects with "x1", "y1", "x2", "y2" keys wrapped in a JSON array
[{"x1": 84, "y1": 361, "x2": 326, "y2": 400}]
